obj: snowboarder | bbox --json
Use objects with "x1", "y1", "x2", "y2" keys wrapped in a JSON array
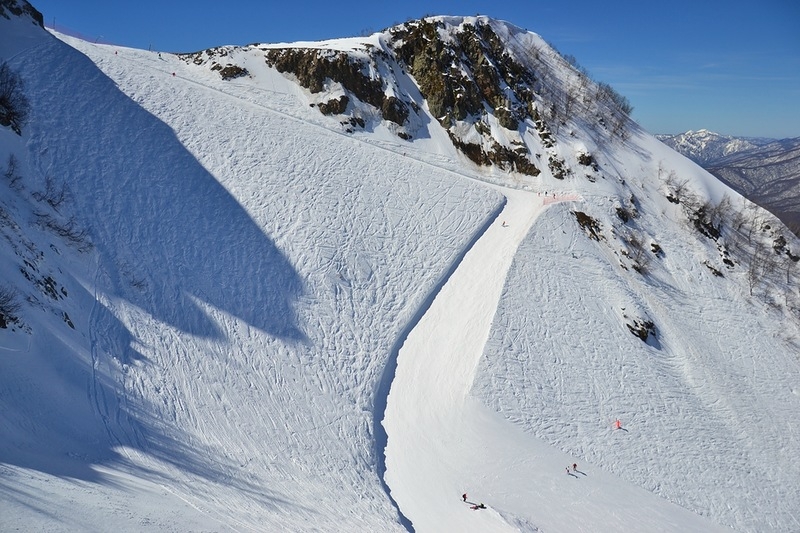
[
  {"x1": 614, "y1": 419, "x2": 622, "y2": 430},
  {"x1": 462, "y1": 493, "x2": 467, "y2": 502}
]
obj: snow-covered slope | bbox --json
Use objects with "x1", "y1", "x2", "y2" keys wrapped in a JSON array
[
  {"x1": 706, "y1": 139, "x2": 800, "y2": 235},
  {"x1": 659, "y1": 130, "x2": 800, "y2": 235},
  {"x1": 2, "y1": 4, "x2": 799, "y2": 532}
]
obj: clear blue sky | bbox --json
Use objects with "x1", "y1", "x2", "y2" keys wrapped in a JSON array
[{"x1": 32, "y1": 0, "x2": 800, "y2": 138}]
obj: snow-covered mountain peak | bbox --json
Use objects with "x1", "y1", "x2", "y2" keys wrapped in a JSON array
[
  {"x1": 658, "y1": 128, "x2": 772, "y2": 165},
  {"x1": 177, "y1": 16, "x2": 635, "y2": 185}
]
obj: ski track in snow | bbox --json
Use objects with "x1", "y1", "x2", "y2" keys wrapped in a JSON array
[{"x1": 383, "y1": 188, "x2": 554, "y2": 532}]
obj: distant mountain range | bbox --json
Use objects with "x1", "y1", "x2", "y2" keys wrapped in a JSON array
[{"x1": 659, "y1": 130, "x2": 800, "y2": 234}]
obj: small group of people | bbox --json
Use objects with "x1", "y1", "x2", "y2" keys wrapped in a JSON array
[{"x1": 461, "y1": 493, "x2": 486, "y2": 510}]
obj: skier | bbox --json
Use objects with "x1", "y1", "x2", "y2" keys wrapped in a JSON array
[
  {"x1": 572, "y1": 463, "x2": 577, "y2": 472},
  {"x1": 614, "y1": 419, "x2": 622, "y2": 430},
  {"x1": 462, "y1": 493, "x2": 467, "y2": 502}
]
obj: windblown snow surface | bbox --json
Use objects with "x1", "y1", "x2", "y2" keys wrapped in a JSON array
[{"x1": 1, "y1": 13, "x2": 799, "y2": 532}]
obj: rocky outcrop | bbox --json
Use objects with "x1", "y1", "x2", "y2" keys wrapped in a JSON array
[
  {"x1": 391, "y1": 20, "x2": 535, "y2": 129},
  {"x1": 177, "y1": 18, "x2": 549, "y2": 176},
  {"x1": 179, "y1": 47, "x2": 249, "y2": 80},
  {"x1": 213, "y1": 64, "x2": 248, "y2": 80},
  {"x1": 388, "y1": 19, "x2": 540, "y2": 175},
  {"x1": 317, "y1": 95, "x2": 349, "y2": 115},
  {"x1": 256, "y1": 19, "x2": 542, "y2": 175},
  {"x1": 265, "y1": 48, "x2": 409, "y2": 127}
]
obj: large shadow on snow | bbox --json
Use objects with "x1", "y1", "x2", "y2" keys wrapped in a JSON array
[
  {"x1": 30, "y1": 39, "x2": 306, "y2": 352},
  {"x1": 0, "y1": 31, "x2": 306, "y2": 499}
]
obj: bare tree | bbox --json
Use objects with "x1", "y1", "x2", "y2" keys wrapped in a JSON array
[
  {"x1": 0, "y1": 284, "x2": 21, "y2": 328},
  {"x1": 4, "y1": 153, "x2": 23, "y2": 189},
  {"x1": 35, "y1": 213, "x2": 92, "y2": 252},
  {"x1": 32, "y1": 175, "x2": 69, "y2": 211},
  {"x1": 748, "y1": 242, "x2": 768, "y2": 296},
  {"x1": 744, "y1": 203, "x2": 765, "y2": 244},
  {"x1": 0, "y1": 62, "x2": 30, "y2": 135},
  {"x1": 664, "y1": 171, "x2": 690, "y2": 204},
  {"x1": 627, "y1": 234, "x2": 651, "y2": 274},
  {"x1": 708, "y1": 195, "x2": 732, "y2": 230},
  {"x1": 784, "y1": 256, "x2": 797, "y2": 307}
]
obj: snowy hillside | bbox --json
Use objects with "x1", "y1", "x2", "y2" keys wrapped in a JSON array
[
  {"x1": 706, "y1": 139, "x2": 800, "y2": 236},
  {"x1": 660, "y1": 130, "x2": 800, "y2": 235},
  {"x1": 2, "y1": 3, "x2": 800, "y2": 532}
]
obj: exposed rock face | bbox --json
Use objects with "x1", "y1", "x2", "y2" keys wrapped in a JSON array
[
  {"x1": 317, "y1": 95, "x2": 349, "y2": 115},
  {"x1": 214, "y1": 64, "x2": 249, "y2": 80},
  {"x1": 180, "y1": 47, "x2": 248, "y2": 80},
  {"x1": 250, "y1": 18, "x2": 545, "y2": 175},
  {"x1": 391, "y1": 20, "x2": 535, "y2": 129},
  {"x1": 265, "y1": 48, "x2": 409, "y2": 127},
  {"x1": 389, "y1": 19, "x2": 539, "y2": 175}
]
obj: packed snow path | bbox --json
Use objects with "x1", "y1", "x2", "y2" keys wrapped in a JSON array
[
  {"x1": 381, "y1": 189, "x2": 729, "y2": 532},
  {"x1": 382, "y1": 187, "x2": 542, "y2": 532}
]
